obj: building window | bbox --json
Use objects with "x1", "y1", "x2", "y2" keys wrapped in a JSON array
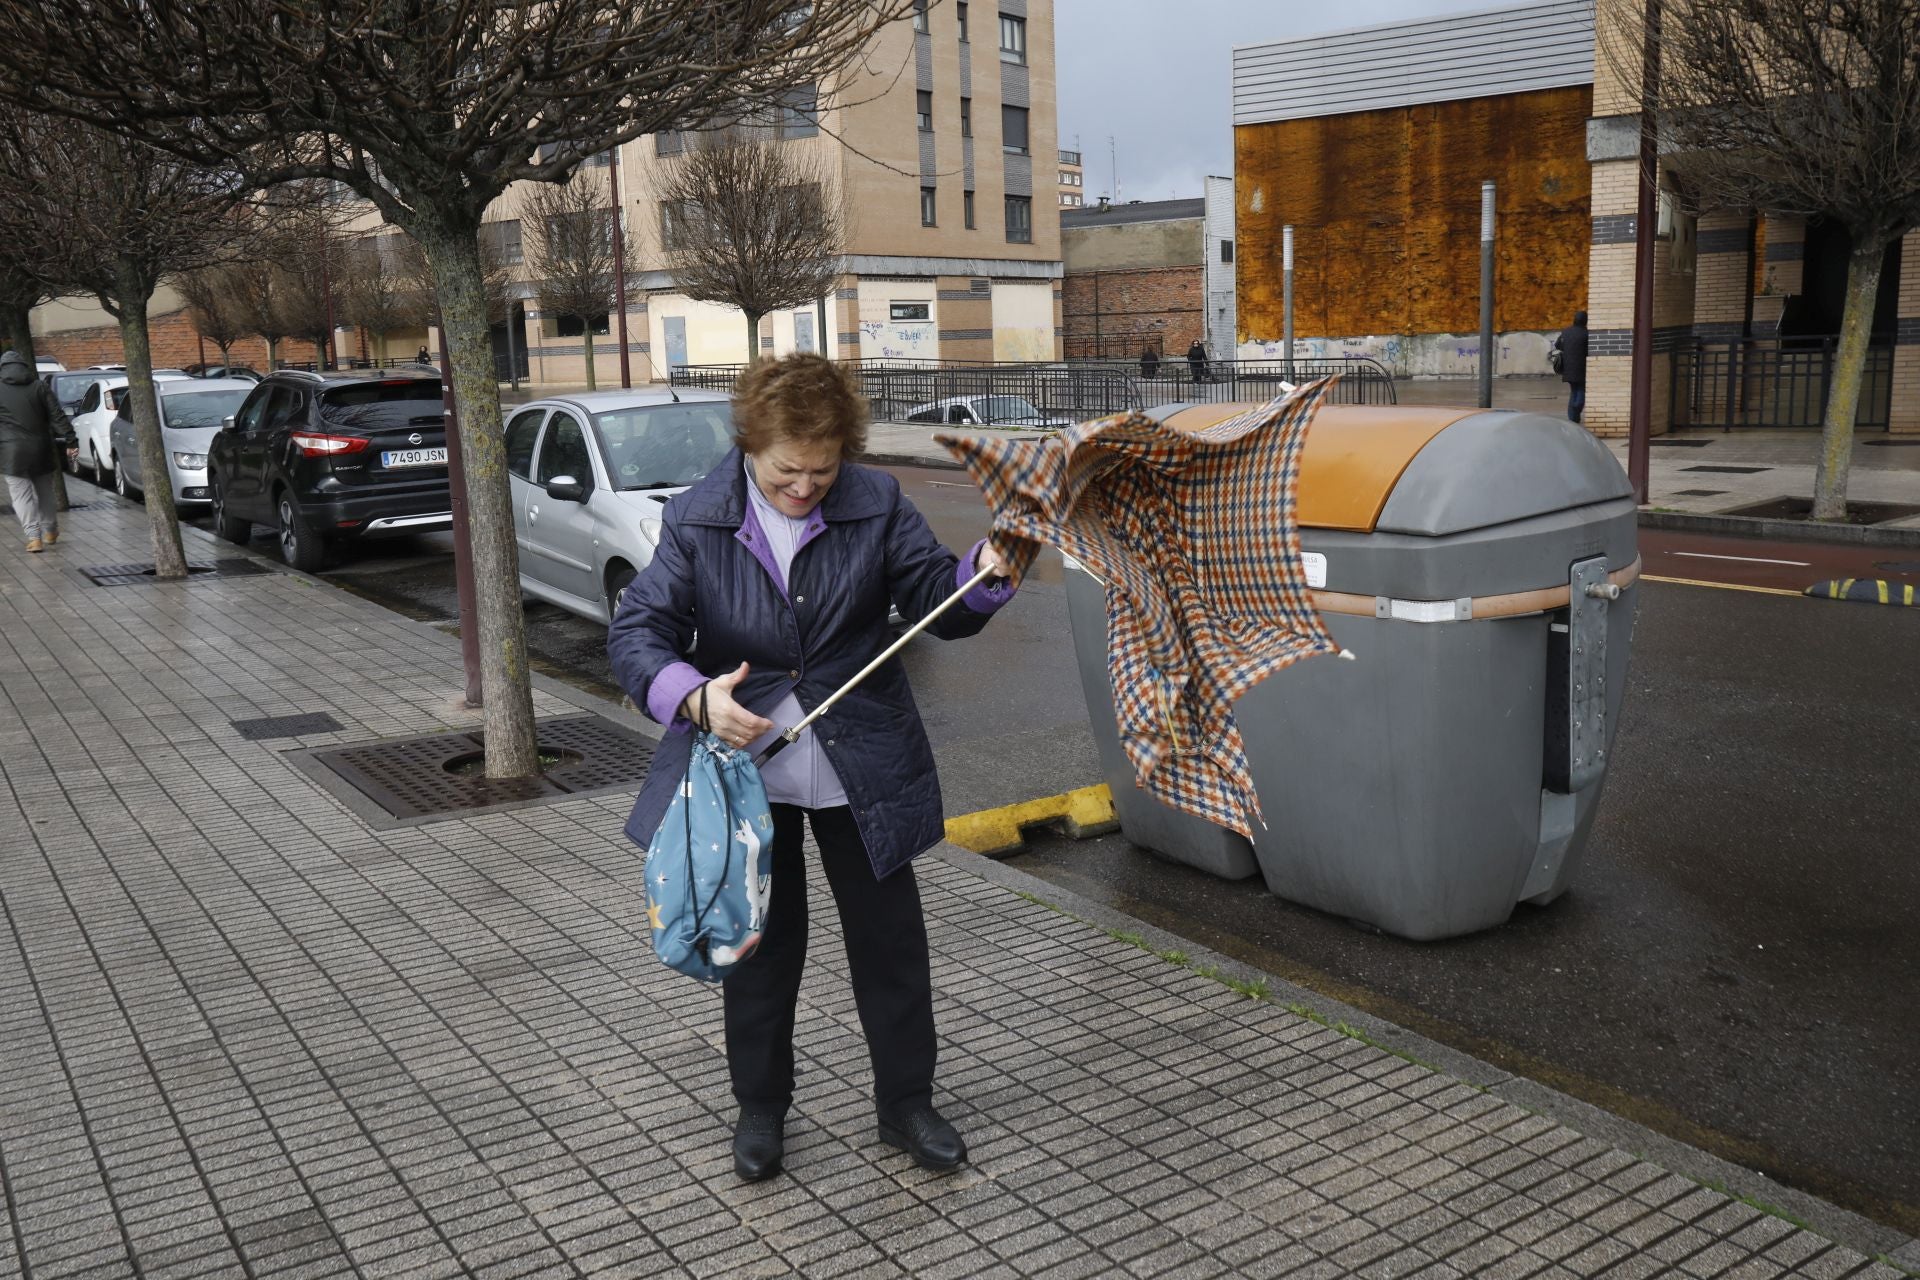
[
  {"x1": 773, "y1": 84, "x2": 819, "y2": 139},
  {"x1": 1061, "y1": 193, "x2": 1081, "y2": 207},
  {"x1": 555, "y1": 313, "x2": 611, "y2": 338},
  {"x1": 964, "y1": 190, "x2": 976, "y2": 228},
  {"x1": 912, "y1": 0, "x2": 928, "y2": 31},
  {"x1": 916, "y1": 90, "x2": 933, "y2": 132},
  {"x1": 957, "y1": 2, "x2": 969, "y2": 40},
  {"x1": 1005, "y1": 194, "x2": 1031, "y2": 243},
  {"x1": 999, "y1": 14, "x2": 1026, "y2": 64},
  {"x1": 921, "y1": 186, "x2": 937, "y2": 226},
  {"x1": 655, "y1": 131, "x2": 683, "y2": 156},
  {"x1": 960, "y1": 96, "x2": 972, "y2": 137},
  {"x1": 482, "y1": 219, "x2": 524, "y2": 266},
  {"x1": 1002, "y1": 105, "x2": 1029, "y2": 155},
  {"x1": 1059, "y1": 148, "x2": 1080, "y2": 165},
  {"x1": 660, "y1": 200, "x2": 696, "y2": 250},
  {"x1": 1220, "y1": 240, "x2": 1234, "y2": 263},
  {"x1": 891, "y1": 302, "x2": 931, "y2": 322},
  {"x1": 1059, "y1": 170, "x2": 1081, "y2": 186}
]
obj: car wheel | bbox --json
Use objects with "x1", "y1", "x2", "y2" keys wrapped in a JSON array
[
  {"x1": 277, "y1": 492, "x2": 326, "y2": 573},
  {"x1": 210, "y1": 474, "x2": 251, "y2": 543},
  {"x1": 113, "y1": 457, "x2": 140, "y2": 502},
  {"x1": 607, "y1": 564, "x2": 638, "y2": 619},
  {"x1": 92, "y1": 444, "x2": 111, "y2": 486}
]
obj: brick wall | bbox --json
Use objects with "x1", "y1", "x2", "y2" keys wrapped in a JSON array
[
  {"x1": 1583, "y1": 157, "x2": 1696, "y2": 436},
  {"x1": 1061, "y1": 265, "x2": 1204, "y2": 358},
  {"x1": 35, "y1": 306, "x2": 321, "y2": 371}
]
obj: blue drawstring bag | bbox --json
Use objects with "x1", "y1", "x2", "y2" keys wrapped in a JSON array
[{"x1": 641, "y1": 687, "x2": 776, "y2": 983}]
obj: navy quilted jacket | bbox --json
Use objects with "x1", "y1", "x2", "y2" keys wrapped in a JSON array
[{"x1": 608, "y1": 450, "x2": 1007, "y2": 879}]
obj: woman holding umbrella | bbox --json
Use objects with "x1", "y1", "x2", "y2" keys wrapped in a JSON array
[{"x1": 609, "y1": 353, "x2": 1015, "y2": 1183}]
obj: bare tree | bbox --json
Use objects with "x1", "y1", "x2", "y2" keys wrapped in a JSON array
[
  {"x1": 178, "y1": 264, "x2": 256, "y2": 367},
  {"x1": 1608, "y1": 0, "x2": 1920, "y2": 519},
  {"x1": 235, "y1": 262, "x2": 294, "y2": 370},
  {"x1": 525, "y1": 175, "x2": 619, "y2": 389},
  {"x1": 658, "y1": 136, "x2": 844, "y2": 363},
  {"x1": 0, "y1": 110, "x2": 239, "y2": 578},
  {"x1": 337, "y1": 234, "x2": 425, "y2": 363},
  {"x1": 0, "y1": 0, "x2": 913, "y2": 777}
]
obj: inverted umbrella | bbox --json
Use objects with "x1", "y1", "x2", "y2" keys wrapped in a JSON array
[{"x1": 938, "y1": 380, "x2": 1346, "y2": 839}]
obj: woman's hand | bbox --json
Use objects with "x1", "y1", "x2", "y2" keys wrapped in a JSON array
[
  {"x1": 974, "y1": 542, "x2": 1009, "y2": 579},
  {"x1": 682, "y1": 662, "x2": 776, "y2": 748}
]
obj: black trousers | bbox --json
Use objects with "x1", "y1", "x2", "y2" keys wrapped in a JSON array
[{"x1": 722, "y1": 805, "x2": 937, "y2": 1116}]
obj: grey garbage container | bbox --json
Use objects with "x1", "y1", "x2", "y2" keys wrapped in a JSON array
[{"x1": 1065, "y1": 402, "x2": 1639, "y2": 940}]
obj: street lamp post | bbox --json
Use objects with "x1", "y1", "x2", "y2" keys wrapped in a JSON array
[{"x1": 608, "y1": 149, "x2": 632, "y2": 389}]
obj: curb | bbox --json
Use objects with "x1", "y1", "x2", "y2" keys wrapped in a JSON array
[
  {"x1": 933, "y1": 841, "x2": 1920, "y2": 1267},
  {"x1": 860, "y1": 449, "x2": 965, "y2": 472},
  {"x1": 1640, "y1": 508, "x2": 1920, "y2": 549}
]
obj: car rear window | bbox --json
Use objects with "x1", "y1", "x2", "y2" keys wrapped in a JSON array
[
  {"x1": 318, "y1": 381, "x2": 444, "y2": 430},
  {"x1": 161, "y1": 390, "x2": 250, "y2": 429}
]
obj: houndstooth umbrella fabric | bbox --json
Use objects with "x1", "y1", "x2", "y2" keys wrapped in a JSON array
[{"x1": 938, "y1": 380, "x2": 1342, "y2": 839}]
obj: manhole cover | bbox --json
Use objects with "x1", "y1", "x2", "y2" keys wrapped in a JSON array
[
  {"x1": 1681, "y1": 465, "x2": 1771, "y2": 475},
  {"x1": 79, "y1": 558, "x2": 275, "y2": 586},
  {"x1": 305, "y1": 715, "x2": 654, "y2": 823},
  {"x1": 1672, "y1": 489, "x2": 1726, "y2": 497},
  {"x1": 231, "y1": 712, "x2": 344, "y2": 740}
]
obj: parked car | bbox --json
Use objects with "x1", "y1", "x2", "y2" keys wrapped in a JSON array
[
  {"x1": 901, "y1": 393, "x2": 1072, "y2": 428},
  {"x1": 47, "y1": 369, "x2": 101, "y2": 415},
  {"x1": 69, "y1": 372, "x2": 194, "y2": 481},
  {"x1": 183, "y1": 363, "x2": 262, "y2": 382},
  {"x1": 107, "y1": 378, "x2": 256, "y2": 506},
  {"x1": 207, "y1": 368, "x2": 449, "y2": 571},
  {"x1": 506, "y1": 388, "x2": 736, "y2": 623},
  {"x1": 35, "y1": 357, "x2": 64, "y2": 374}
]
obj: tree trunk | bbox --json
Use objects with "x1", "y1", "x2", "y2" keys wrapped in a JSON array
[
  {"x1": 113, "y1": 269, "x2": 190, "y2": 580},
  {"x1": 420, "y1": 223, "x2": 540, "y2": 778},
  {"x1": 744, "y1": 311, "x2": 764, "y2": 366},
  {"x1": 582, "y1": 328, "x2": 597, "y2": 390},
  {"x1": 2, "y1": 300, "x2": 70, "y2": 512},
  {"x1": 266, "y1": 336, "x2": 279, "y2": 368},
  {"x1": 1811, "y1": 242, "x2": 1884, "y2": 521}
]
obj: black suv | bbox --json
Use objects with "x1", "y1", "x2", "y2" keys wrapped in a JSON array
[{"x1": 207, "y1": 368, "x2": 449, "y2": 571}]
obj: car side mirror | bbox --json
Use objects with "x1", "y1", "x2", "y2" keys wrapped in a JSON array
[
  {"x1": 221, "y1": 416, "x2": 237, "y2": 432},
  {"x1": 545, "y1": 475, "x2": 588, "y2": 503}
]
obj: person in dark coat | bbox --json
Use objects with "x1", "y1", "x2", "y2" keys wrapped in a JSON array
[
  {"x1": 1557, "y1": 310, "x2": 1589, "y2": 424},
  {"x1": 1139, "y1": 346, "x2": 1159, "y2": 378},
  {"x1": 416, "y1": 345, "x2": 432, "y2": 365},
  {"x1": 1186, "y1": 339, "x2": 1209, "y2": 384},
  {"x1": 0, "y1": 350, "x2": 78, "y2": 551},
  {"x1": 608, "y1": 353, "x2": 1015, "y2": 1184}
]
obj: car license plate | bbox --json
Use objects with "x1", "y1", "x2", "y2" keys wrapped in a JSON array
[{"x1": 380, "y1": 447, "x2": 447, "y2": 468}]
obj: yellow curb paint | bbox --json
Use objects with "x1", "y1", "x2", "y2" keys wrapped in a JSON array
[
  {"x1": 1642, "y1": 574, "x2": 1804, "y2": 598},
  {"x1": 944, "y1": 785, "x2": 1119, "y2": 856}
]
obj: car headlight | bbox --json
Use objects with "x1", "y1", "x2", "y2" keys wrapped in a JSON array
[
  {"x1": 171, "y1": 452, "x2": 207, "y2": 468},
  {"x1": 638, "y1": 516, "x2": 662, "y2": 545}
]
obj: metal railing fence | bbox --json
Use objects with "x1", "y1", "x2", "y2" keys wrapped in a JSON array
[{"x1": 1673, "y1": 337, "x2": 1892, "y2": 430}]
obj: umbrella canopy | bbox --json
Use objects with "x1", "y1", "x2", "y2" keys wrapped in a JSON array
[{"x1": 939, "y1": 381, "x2": 1342, "y2": 838}]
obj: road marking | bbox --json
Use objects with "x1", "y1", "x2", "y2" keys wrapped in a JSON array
[
  {"x1": 1642, "y1": 574, "x2": 1805, "y2": 597},
  {"x1": 945, "y1": 785, "x2": 1118, "y2": 855},
  {"x1": 1671, "y1": 551, "x2": 1811, "y2": 567}
]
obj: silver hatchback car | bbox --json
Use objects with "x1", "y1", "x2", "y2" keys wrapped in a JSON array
[
  {"x1": 506, "y1": 388, "x2": 736, "y2": 624},
  {"x1": 108, "y1": 378, "x2": 258, "y2": 507}
]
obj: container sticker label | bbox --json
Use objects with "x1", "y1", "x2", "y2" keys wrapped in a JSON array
[{"x1": 1301, "y1": 552, "x2": 1327, "y2": 589}]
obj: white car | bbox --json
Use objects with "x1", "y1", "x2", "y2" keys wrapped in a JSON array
[
  {"x1": 35, "y1": 357, "x2": 64, "y2": 374},
  {"x1": 901, "y1": 393, "x2": 1072, "y2": 429},
  {"x1": 107, "y1": 378, "x2": 256, "y2": 507},
  {"x1": 68, "y1": 372, "x2": 192, "y2": 482},
  {"x1": 505, "y1": 388, "x2": 736, "y2": 624}
]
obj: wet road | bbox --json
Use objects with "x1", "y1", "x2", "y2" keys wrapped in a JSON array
[{"x1": 93, "y1": 465, "x2": 1918, "y2": 1233}]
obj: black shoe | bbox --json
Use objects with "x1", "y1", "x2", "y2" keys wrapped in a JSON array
[
  {"x1": 733, "y1": 1109, "x2": 785, "y2": 1182},
  {"x1": 878, "y1": 1105, "x2": 967, "y2": 1171}
]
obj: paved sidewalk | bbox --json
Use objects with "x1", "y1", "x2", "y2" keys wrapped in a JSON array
[{"x1": 2, "y1": 501, "x2": 1916, "y2": 1279}]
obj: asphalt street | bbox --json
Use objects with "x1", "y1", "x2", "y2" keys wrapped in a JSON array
[{"x1": 92, "y1": 460, "x2": 1918, "y2": 1236}]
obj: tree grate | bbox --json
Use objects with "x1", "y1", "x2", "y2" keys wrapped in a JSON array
[
  {"x1": 1863, "y1": 439, "x2": 1920, "y2": 447},
  {"x1": 306, "y1": 714, "x2": 655, "y2": 823},
  {"x1": 230, "y1": 712, "x2": 345, "y2": 740},
  {"x1": 78, "y1": 559, "x2": 276, "y2": 586},
  {"x1": 1680, "y1": 465, "x2": 1772, "y2": 475},
  {"x1": 1672, "y1": 489, "x2": 1727, "y2": 498}
]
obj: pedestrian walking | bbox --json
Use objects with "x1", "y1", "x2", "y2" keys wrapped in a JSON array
[
  {"x1": 1556, "y1": 310, "x2": 1589, "y2": 424},
  {"x1": 0, "y1": 349, "x2": 78, "y2": 552},
  {"x1": 608, "y1": 353, "x2": 1015, "y2": 1184},
  {"x1": 1139, "y1": 345, "x2": 1159, "y2": 379},
  {"x1": 1187, "y1": 339, "x2": 1210, "y2": 384}
]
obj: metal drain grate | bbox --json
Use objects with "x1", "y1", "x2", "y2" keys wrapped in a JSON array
[
  {"x1": 231, "y1": 712, "x2": 344, "y2": 740},
  {"x1": 79, "y1": 558, "x2": 275, "y2": 586},
  {"x1": 306, "y1": 714, "x2": 655, "y2": 823},
  {"x1": 1680, "y1": 465, "x2": 1771, "y2": 475},
  {"x1": 1672, "y1": 489, "x2": 1727, "y2": 497},
  {"x1": 1863, "y1": 439, "x2": 1920, "y2": 447}
]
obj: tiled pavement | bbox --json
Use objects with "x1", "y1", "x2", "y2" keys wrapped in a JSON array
[{"x1": 2, "y1": 500, "x2": 1916, "y2": 1280}]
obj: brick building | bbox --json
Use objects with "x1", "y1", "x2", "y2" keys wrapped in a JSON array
[
  {"x1": 1060, "y1": 187, "x2": 1235, "y2": 362},
  {"x1": 32, "y1": 288, "x2": 323, "y2": 373}
]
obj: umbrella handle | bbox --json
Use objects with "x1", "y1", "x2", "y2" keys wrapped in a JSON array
[{"x1": 754, "y1": 562, "x2": 1000, "y2": 766}]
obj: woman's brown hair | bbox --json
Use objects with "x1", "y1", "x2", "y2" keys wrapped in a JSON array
[{"x1": 731, "y1": 353, "x2": 870, "y2": 457}]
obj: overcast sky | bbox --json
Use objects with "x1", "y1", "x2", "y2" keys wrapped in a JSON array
[{"x1": 1056, "y1": 0, "x2": 1488, "y2": 202}]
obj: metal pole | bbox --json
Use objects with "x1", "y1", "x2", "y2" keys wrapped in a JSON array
[
  {"x1": 608, "y1": 149, "x2": 632, "y2": 389},
  {"x1": 437, "y1": 328, "x2": 483, "y2": 708},
  {"x1": 320, "y1": 234, "x2": 336, "y2": 372},
  {"x1": 1479, "y1": 180, "x2": 1495, "y2": 409},
  {"x1": 505, "y1": 297, "x2": 521, "y2": 391},
  {"x1": 1628, "y1": 0, "x2": 1662, "y2": 503},
  {"x1": 816, "y1": 292, "x2": 830, "y2": 357},
  {"x1": 1282, "y1": 225, "x2": 1295, "y2": 379}
]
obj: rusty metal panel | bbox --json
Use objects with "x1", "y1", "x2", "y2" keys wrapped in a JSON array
[{"x1": 1236, "y1": 85, "x2": 1593, "y2": 341}]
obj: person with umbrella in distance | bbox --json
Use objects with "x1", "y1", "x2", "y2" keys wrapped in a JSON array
[{"x1": 608, "y1": 353, "x2": 1016, "y2": 1183}]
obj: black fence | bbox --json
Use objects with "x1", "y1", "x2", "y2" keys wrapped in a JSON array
[
  {"x1": 670, "y1": 355, "x2": 1396, "y2": 425},
  {"x1": 1674, "y1": 337, "x2": 1893, "y2": 430}
]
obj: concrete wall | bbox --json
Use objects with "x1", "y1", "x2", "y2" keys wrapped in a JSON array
[
  {"x1": 1236, "y1": 329, "x2": 1558, "y2": 377},
  {"x1": 990, "y1": 279, "x2": 1054, "y2": 361},
  {"x1": 1062, "y1": 217, "x2": 1202, "y2": 273}
]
